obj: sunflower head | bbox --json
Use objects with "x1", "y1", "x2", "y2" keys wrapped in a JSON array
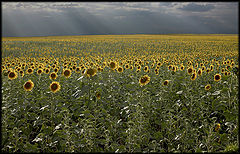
[
  {"x1": 85, "y1": 68, "x2": 97, "y2": 77},
  {"x1": 117, "y1": 67, "x2": 124, "y2": 73},
  {"x1": 197, "y1": 68, "x2": 202, "y2": 76},
  {"x1": 8, "y1": 71, "x2": 18, "y2": 80},
  {"x1": 37, "y1": 69, "x2": 43, "y2": 75},
  {"x1": 205, "y1": 84, "x2": 211, "y2": 91},
  {"x1": 19, "y1": 70, "x2": 24, "y2": 77},
  {"x1": 163, "y1": 80, "x2": 169, "y2": 86},
  {"x1": 139, "y1": 75, "x2": 150, "y2": 86},
  {"x1": 75, "y1": 67, "x2": 81, "y2": 73},
  {"x1": 109, "y1": 61, "x2": 117, "y2": 70},
  {"x1": 49, "y1": 72, "x2": 58, "y2": 80},
  {"x1": 180, "y1": 65, "x2": 184, "y2": 71},
  {"x1": 187, "y1": 67, "x2": 193, "y2": 75},
  {"x1": 96, "y1": 92, "x2": 101, "y2": 99},
  {"x1": 23, "y1": 80, "x2": 34, "y2": 91},
  {"x1": 191, "y1": 72, "x2": 197, "y2": 81},
  {"x1": 26, "y1": 68, "x2": 33, "y2": 74},
  {"x1": 54, "y1": 68, "x2": 59, "y2": 73},
  {"x1": 214, "y1": 74, "x2": 221, "y2": 82},
  {"x1": 63, "y1": 69, "x2": 71, "y2": 78},
  {"x1": 50, "y1": 81, "x2": 61, "y2": 93},
  {"x1": 45, "y1": 68, "x2": 50, "y2": 74}
]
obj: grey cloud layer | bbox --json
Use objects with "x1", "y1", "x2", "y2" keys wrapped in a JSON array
[{"x1": 2, "y1": 2, "x2": 238, "y2": 37}]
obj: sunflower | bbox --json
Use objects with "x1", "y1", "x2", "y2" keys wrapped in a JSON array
[
  {"x1": 125, "y1": 64, "x2": 129, "y2": 69},
  {"x1": 23, "y1": 80, "x2": 34, "y2": 91},
  {"x1": 26, "y1": 68, "x2": 34, "y2": 74},
  {"x1": 50, "y1": 81, "x2": 61, "y2": 93},
  {"x1": 168, "y1": 65, "x2": 172, "y2": 70},
  {"x1": 206, "y1": 68, "x2": 211, "y2": 74},
  {"x1": 37, "y1": 69, "x2": 43, "y2": 75},
  {"x1": 85, "y1": 68, "x2": 97, "y2": 77},
  {"x1": 45, "y1": 68, "x2": 50, "y2": 74},
  {"x1": 139, "y1": 75, "x2": 150, "y2": 86},
  {"x1": 54, "y1": 68, "x2": 59, "y2": 73},
  {"x1": 63, "y1": 69, "x2": 71, "y2": 78},
  {"x1": 197, "y1": 68, "x2": 202, "y2": 76},
  {"x1": 136, "y1": 69, "x2": 141, "y2": 73},
  {"x1": 226, "y1": 65, "x2": 232, "y2": 71},
  {"x1": 191, "y1": 72, "x2": 197, "y2": 81},
  {"x1": 49, "y1": 72, "x2": 58, "y2": 80},
  {"x1": 205, "y1": 84, "x2": 211, "y2": 91},
  {"x1": 117, "y1": 67, "x2": 124, "y2": 73},
  {"x1": 187, "y1": 67, "x2": 193, "y2": 75},
  {"x1": 214, "y1": 74, "x2": 221, "y2": 82},
  {"x1": 163, "y1": 80, "x2": 169, "y2": 86},
  {"x1": 109, "y1": 61, "x2": 117, "y2": 70},
  {"x1": 180, "y1": 65, "x2": 184, "y2": 71},
  {"x1": 96, "y1": 92, "x2": 101, "y2": 99},
  {"x1": 8, "y1": 71, "x2": 18, "y2": 80},
  {"x1": 19, "y1": 70, "x2": 24, "y2": 77},
  {"x1": 210, "y1": 65, "x2": 214, "y2": 71}
]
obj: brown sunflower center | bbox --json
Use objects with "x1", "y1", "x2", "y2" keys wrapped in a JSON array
[
  {"x1": 215, "y1": 75, "x2": 220, "y2": 80},
  {"x1": 51, "y1": 83, "x2": 58, "y2": 91},
  {"x1": 64, "y1": 70, "x2": 70, "y2": 76},
  {"x1": 25, "y1": 82, "x2": 32, "y2": 89},
  {"x1": 118, "y1": 68, "x2": 123, "y2": 72},
  {"x1": 164, "y1": 81, "x2": 168, "y2": 85},
  {"x1": 51, "y1": 73, "x2": 56, "y2": 78},
  {"x1": 9, "y1": 72, "x2": 15, "y2": 78},
  {"x1": 140, "y1": 77, "x2": 148, "y2": 83},
  {"x1": 188, "y1": 68, "x2": 193, "y2": 73}
]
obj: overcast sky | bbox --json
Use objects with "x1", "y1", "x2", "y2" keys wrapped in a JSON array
[{"x1": 2, "y1": 2, "x2": 238, "y2": 37}]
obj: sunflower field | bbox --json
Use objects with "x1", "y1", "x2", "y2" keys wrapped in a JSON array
[{"x1": 1, "y1": 34, "x2": 239, "y2": 152}]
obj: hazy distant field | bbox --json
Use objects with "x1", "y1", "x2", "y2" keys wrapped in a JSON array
[{"x1": 1, "y1": 34, "x2": 239, "y2": 152}]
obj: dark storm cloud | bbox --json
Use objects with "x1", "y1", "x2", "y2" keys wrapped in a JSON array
[
  {"x1": 2, "y1": 2, "x2": 238, "y2": 37},
  {"x1": 178, "y1": 3, "x2": 215, "y2": 12}
]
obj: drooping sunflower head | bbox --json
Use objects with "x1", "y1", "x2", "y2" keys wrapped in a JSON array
[
  {"x1": 205, "y1": 84, "x2": 211, "y2": 91},
  {"x1": 8, "y1": 71, "x2": 18, "y2": 80},
  {"x1": 63, "y1": 69, "x2": 71, "y2": 78},
  {"x1": 23, "y1": 80, "x2": 34, "y2": 91},
  {"x1": 85, "y1": 68, "x2": 97, "y2": 77},
  {"x1": 50, "y1": 81, "x2": 61, "y2": 93},
  {"x1": 139, "y1": 75, "x2": 150, "y2": 86},
  {"x1": 49, "y1": 72, "x2": 58, "y2": 80},
  {"x1": 214, "y1": 74, "x2": 221, "y2": 82}
]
